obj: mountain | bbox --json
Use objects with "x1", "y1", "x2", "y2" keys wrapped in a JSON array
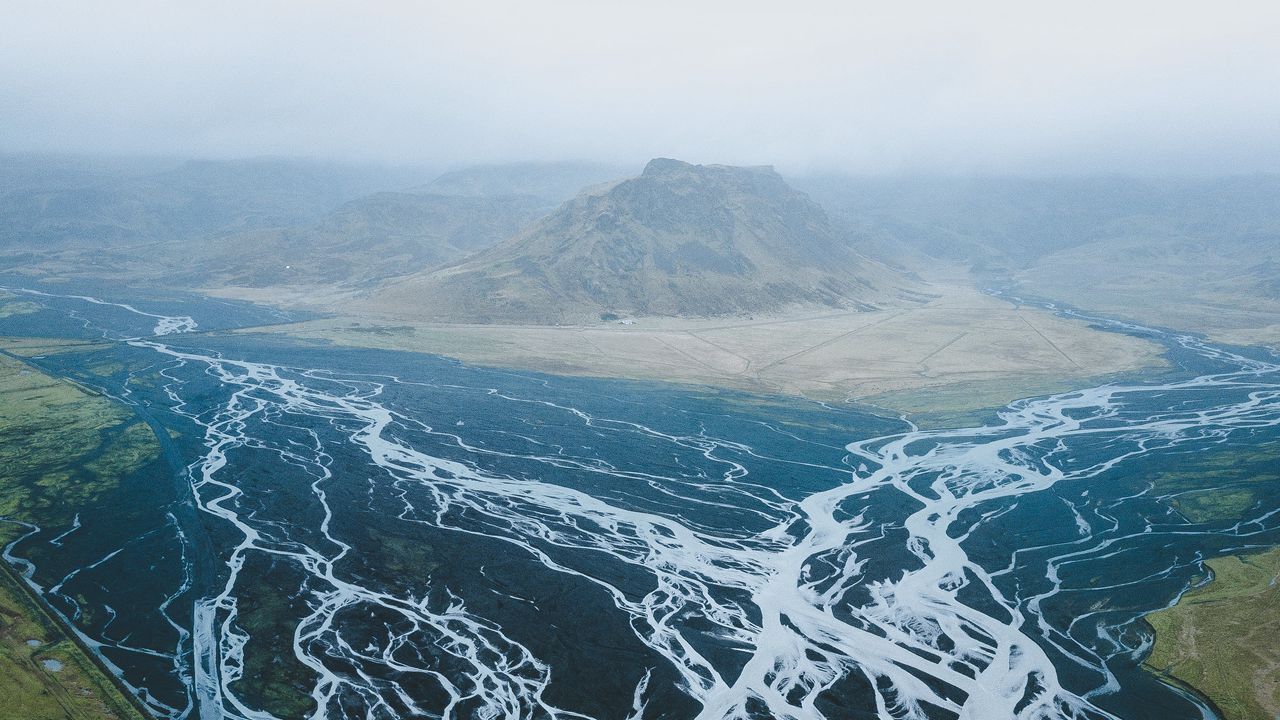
[
  {"x1": 186, "y1": 192, "x2": 543, "y2": 288},
  {"x1": 0, "y1": 156, "x2": 436, "y2": 250},
  {"x1": 792, "y1": 174, "x2": 1280, "y2": 273},
  {"x1": 368, "y1": 159, "x2": 928, "y2": 323},
  {"x1": 419, "y1": 161, "x2": 634, "y2": 208},
  {"x1": 793, "y1": 173, "x2": 1280, "y2": 344}
]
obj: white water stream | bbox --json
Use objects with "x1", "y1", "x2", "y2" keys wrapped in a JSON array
[{"x1": 6, "y1": 290, "x2": 1280, "y2": 719}]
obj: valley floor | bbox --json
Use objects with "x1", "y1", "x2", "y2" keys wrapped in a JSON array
[
  {"x1": 259, "y1": 281, "x2": 1166, "y2": 418},
  {"x1": 1014, "y1": 243, "x2": 1280, "y2": 349}
]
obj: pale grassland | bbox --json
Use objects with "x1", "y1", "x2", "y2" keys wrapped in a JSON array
[
  {"x1": 1016, "y1": 236, "x2": 1280, "y2": 348},
  {"x1": 261, "y1": 282, "x2": 1165, "y2": 416},
  {"x1": 0, "y1": 337, "x2": 110, "y2": 358}
]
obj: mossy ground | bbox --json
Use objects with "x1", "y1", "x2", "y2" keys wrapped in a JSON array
[
  {"x1": 0, "y1": 291, "x2": 42, "y2": 320},
  {"x1": 1145, "y1": 547, "x2": 1280, "y2": 720},
  {"x1": 0, "y1": 350, "x2": 153, "y2": 719},
  {"x1": 1135, "y1": 440, "x2": 1280, "y2": 718},
  {"x1": 0, "y1": 352, "x2": 156, "y2": 528},
  {"x1": 0, "y1": 561, "x2": 148, "y2": 720},
  {"x1": 228, "y1": 554, "x2": 319, "y2": 719},
  {"x1": 1140, "y1": 441, "x2": 1280, "y2": 524},
  {"x1": 0, "y1": 337, "x2": 105, "y2": 354}
]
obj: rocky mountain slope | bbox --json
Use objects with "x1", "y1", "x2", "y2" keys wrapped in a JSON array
[{"x1": 369, "y1": 159, "x2": 930, "y2": 322}]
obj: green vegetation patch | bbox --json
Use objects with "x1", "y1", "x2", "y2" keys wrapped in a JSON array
[
  {"x1": 0, "y1": 291, "x2": 42, "y2": 319},
  {"x1": 0, "y1": 354, "x2": 159, "y2": 528},
  {"x1": 864, "y1": 375, "x2": 1085, "y2": 429},
  {"x1": 1172, "y1": 488, "x2": 1258, "y2": 524},
  {"x1": 0, "y1": 559, "x2": 147, "y2": 719},
  {"x1": 228, "y1": 555, "x2": 318, "y2": 718},
  {"x1": 1145, "y1": 547, "x2": 1280, "y2": 720},
  {"x1": 1141, "y1": 441, "x2": 1280, "y2": 524},
  {"x1": 0, "y1": 301, "x2": 43, "y2": 318},
  {"x1": 0, "y1": 349, "x2": 161, "y2": 718},
  {"x1": 0, "y1": 338, "x2": 109, "y2": 358}
]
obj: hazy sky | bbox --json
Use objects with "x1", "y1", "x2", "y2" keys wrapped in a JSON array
[{"x1": 3, "y1": 1, "x2": 1280, "y2": 174}]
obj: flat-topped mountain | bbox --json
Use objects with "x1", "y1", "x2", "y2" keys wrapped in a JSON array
[{"x1": 369, "y1": 159, "x2": 927, "y2": 322}]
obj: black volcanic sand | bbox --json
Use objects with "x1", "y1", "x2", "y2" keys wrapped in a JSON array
[{"x1": 0, "y1": 285, "x2": 1276, "y2": 719}]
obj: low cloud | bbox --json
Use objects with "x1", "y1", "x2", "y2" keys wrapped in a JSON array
[{"x1": 3, "y1": 0, "x2": 1278, "y2": 174}]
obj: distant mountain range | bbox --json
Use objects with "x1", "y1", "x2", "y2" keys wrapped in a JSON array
[
  {"x1": 418, "y1": 161, "x2": 632, "y2": 209},
  {"x1": 188, "y1": 192, "x2": 544, "y2": 288},
  {"x1": 794, "y1": 174, "x2": 1280, "y2": 273},
  {"x1": 367, "y1": 159, "x2": 929, "y2": 322},
  {"x1": 0, "y1": 157, "x2": 432, "y2": 249},
  {"x1": 0, "y1": 157, "x2": 611, "y2": 289},
  {"x1": 187, "y1": 161, "x2": 630, "y2": 288},
  {"x1": 4, "y1": 154, "x2": 1278, "y2": 335}
]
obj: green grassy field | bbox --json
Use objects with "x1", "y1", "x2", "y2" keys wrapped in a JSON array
[
  {"x1": 1141, "y1": 442, "x2": 1280, "y2": 525},
  {"x1": 0, "y1": 349, "x2": 154, "y2": 720},
  {"x1": 1145, "y1": 547, "x2": 1280, "y2": 720},
  {"x1": 0, "y1": 562, "x2": 147, "y2": 720},
  {"x1": 0, "y1": 352, "x2": 154, "y2": 532},
  {"x1": 0, "y1": 290, "x2": 42, "y2": 320}
]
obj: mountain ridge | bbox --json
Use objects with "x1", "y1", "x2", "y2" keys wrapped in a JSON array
[{"x1": 185, "y1": 191, "x2": 545, "y2": 288}]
